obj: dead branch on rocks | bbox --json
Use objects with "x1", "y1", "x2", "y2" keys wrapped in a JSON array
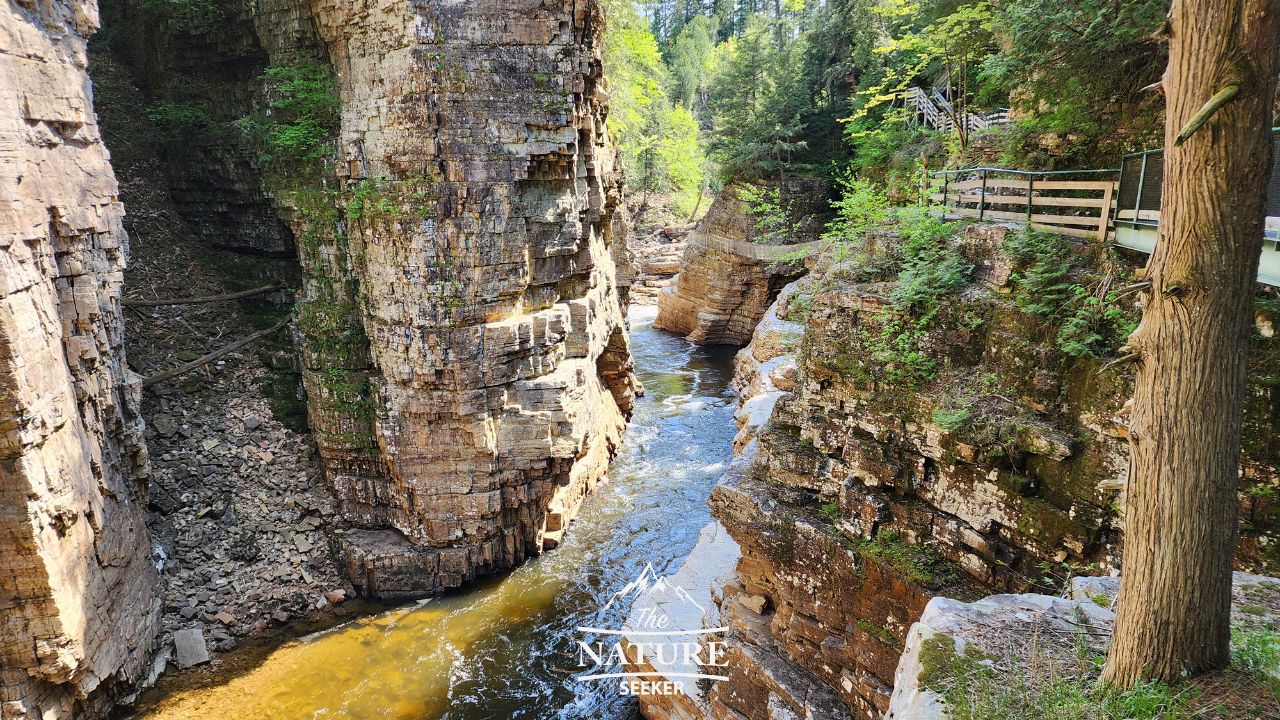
[
  {"x1": 125, "y1": 283, "x2": 286, "y2": 308},
  {"x1": 142, "y1": 317, "x2": 290, "y2": 388}
]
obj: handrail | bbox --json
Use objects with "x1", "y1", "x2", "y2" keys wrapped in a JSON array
[
  {"x1": 932, "y1": 167, "x2": 1120, "y2": 177},
  {"x1": 931, "y1": 165, "x2": 1119, "y2": 240},
  {"x1": 1121, "y1": 126, "x2": 1280, "y2": 160}
]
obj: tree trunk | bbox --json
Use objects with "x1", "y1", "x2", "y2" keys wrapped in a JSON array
[{"x1": 1102, "y1": 0, "x2": 1280, "y2": 687}]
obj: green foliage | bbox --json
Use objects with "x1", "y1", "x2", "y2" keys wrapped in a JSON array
[
  {"x1": 919, "y1": 632, "x2": 1199, "y2": 720},
  {"x1": 890, "y1": 207, "x2": 971, "y2": 322},
  {"x1": 737, "y1": 184, "x2": 792, "y2": 243},
  {"x1": 824, "y1": 173, "x2": 890, "y2": 242},
  {"x1": 1232, "y1": 628, "x2": 1280, "y2": 676},
  {"x1": 1003, "y1": 229, "x2": 1137, "y2": 358},
  {"x1": 865, "y1": 316, "x2": 937, "y2": 387},
  {"x1": 932, "y1": 405, "x2": 972, "y2": 431},
  {"x1": 666, "y1": 16, "x2": 717, "y2": 109},
  {"x1": 819, "y1": 502, "x2": 840, "y2": 522},
  {"x1": 994, "y1": 1, "x2": 1167, "y2": 141},
  {"x1": 852, "y1": 1, "x2": 998, "y2": 150},
  {"x1": 707, "y1": 14, "x2": 810, "y2": 180},
  {"x1": 141, "y1": 0, "x2": 222, "y2": 31},
  {"x1": 638, "y1": 0, "x2": 1167, "y2": 190},
  {"x1": 603, "y1": 0, "x2": 708, "y2": 214},
  {"x1": 237, "y1": 63, "x2": 340, "y2": 169},
  {"x1": 147, "y1": 101, "x2": 215, "y2": 142},
  {"x1": 860, "y1": 529, "x2": 959, "y2": 588}
]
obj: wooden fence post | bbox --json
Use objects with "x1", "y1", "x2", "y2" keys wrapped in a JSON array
[
  {"x1": 1098, "y1": 181, "x2": 1115, "y2": 241},
  {"x1": 1026, "y1": 175, "x2": 1035, "y2": 224}
]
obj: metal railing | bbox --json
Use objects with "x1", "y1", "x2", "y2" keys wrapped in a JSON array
[
  {"x1": 1118, "y1": 127, "x2": 1280, "y2": 234},
  {"x1": 931, "y1": 167, "x2": 1120, "y2": 240}
]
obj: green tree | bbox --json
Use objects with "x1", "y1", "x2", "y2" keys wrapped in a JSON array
[
  {"x1": 605, "y1": 0, "x2": 708, "y2": 214},
  {"x1": 667, "y1": 16, "x2": 717, "y2": 110},
  {"x1": 993, "y1": 0, "x2": 1168, "y2": 135}
]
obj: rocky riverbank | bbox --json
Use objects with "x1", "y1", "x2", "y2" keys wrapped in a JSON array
[{"x1": 631, "y1": 225, "x2": 691, "y2": 305}]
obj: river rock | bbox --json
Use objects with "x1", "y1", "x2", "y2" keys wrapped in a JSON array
[{"x1": 173, "y1": 629, "x2": 211, "y2": 669}]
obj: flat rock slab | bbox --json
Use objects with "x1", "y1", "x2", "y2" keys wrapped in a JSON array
[{"x1": 173, "y1": 628, "x2": 211, "y2": 669}]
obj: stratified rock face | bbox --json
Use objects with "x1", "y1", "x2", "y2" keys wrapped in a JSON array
[
  {"x1": 0, "y1": 2, "x2": 159, "y2": 718},
  {"x1": 299, "y1": 0, "x2": 639, "y2": 597},
  {"x1": 96, "y1": 0, "x2": 309, "y2": 255},
  {"x1": 654, "y1": 188, "x2": 807, "y2": 345},
  {"x1": 691, "y1": 225, "x2": 1280, "y2": 720}
]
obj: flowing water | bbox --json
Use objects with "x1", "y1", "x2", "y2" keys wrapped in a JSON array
[{"x1": 135, "y1": 306, "x2": 740, "y2": 720}]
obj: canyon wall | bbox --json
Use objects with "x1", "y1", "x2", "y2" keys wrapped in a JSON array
[
  {"x1": 0, "y1": 2, "x2": 160, "y2": 718},
  {"x1": 298, "y1": 0, "x2": 638, "y2": 598},
  {"x1": 648, "y1": 223, "x2": 1280, "y2": 720},
  {"x1": 655, "y1": 186, "x2": 811, "y2": 346},
  {"x1": 99, "y1": 0, "x2": 639, "y2": 599}
]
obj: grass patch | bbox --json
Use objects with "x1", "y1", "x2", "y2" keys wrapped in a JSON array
[{"x1": 859, "y1": 529, "x2": 959, "y2": 589}]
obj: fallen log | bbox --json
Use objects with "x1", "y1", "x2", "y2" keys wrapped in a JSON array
[
  {"x1": 142, "y1": 317, "x2": 290, "y2": 388},
  {"x1": 125, "y1": 283, "x2": 285, "y2": 308}
]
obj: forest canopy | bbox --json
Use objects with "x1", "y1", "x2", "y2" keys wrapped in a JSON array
[{"x1": 602, "y1": 0, "x2": 1172, "y2": 207}]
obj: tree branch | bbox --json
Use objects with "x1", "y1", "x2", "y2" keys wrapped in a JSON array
[
  {"x1": 1174, "y1": 85, "x2": 1240, "y2": 145},
  {"x1": 142, "y1": 317, "x2": 290, "y2": 388},
  {"x1": 124, "y1": 283, "x2": 286, "y2": 308}
]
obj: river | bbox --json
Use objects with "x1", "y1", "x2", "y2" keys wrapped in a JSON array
[{"x1": 133, "y1": 306, "x2": 740, "y2": 720}]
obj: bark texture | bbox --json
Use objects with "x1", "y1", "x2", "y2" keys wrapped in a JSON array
[{"x1": 1102, "y1": 0, "x2": 1280, "y2": 686}]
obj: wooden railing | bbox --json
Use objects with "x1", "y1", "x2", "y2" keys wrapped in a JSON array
[{"x1": 930, "y1": 167, "x2": 1119, "y2": 241}]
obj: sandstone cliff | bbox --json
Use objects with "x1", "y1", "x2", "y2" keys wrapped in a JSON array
[
  {"x1": 0, "y1": 2, "x2": 160, "y2": 718},
  {"x1": 99, "y1": 0, "x2": 639, "y2": 599},
  {"x1": 655, "y1": 222, "x2": 1280, "y2": 720},
  {"x1": 655, "y1": 186, "x2": 812, "y2": 345},
  {"x1": 295, "y1": 0, "x2": 639, "y2": 597}
]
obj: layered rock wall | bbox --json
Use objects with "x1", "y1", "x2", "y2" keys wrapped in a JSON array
[
  {"x1": 0, "y1": 2, "x2": 159, "y2": 717},
  {"x1": 99, "y1": 0, "x2": 638, "y2": 598},
  {"x1": 98, "y1": 0, "x2": 315, "y2": 255},
  {"x1": 670, "y1": 224, "x2": 1280, "y2": 720},
  {"x1": 298, "y1": 0, "x2": 639, "y2": 597},
  {"x1": 655, "y1": 188, "x2": 808, "y2": 345}
]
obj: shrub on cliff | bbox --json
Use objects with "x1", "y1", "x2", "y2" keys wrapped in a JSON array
[{"x1": 234, "y1": 63, "x2": 340, "y2": 174}]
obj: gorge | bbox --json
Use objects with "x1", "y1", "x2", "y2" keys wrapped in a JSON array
[{"x1": 4, "y1": 1, "x2": 1280, "y2": 720}]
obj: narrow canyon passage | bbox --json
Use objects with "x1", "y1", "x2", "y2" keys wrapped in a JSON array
[{"x1": 130, "y1": 308, "x2": 738, "y2": 720}]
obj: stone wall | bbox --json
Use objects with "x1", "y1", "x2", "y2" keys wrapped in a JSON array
[
  {"x1": 296, "y1": 0, "x2": 639, "y2": 598},
  {"x1": 658, "y1": 224, "x2": 1280, "y2": 720},
  {"x1": 0, "y1": 2, "x2": 160, "y2": 718},
  {"x1": 655, "y1": 187, "x2": 806, "y2": 345},
  {"x1": 98, "y1": 0, "x2": 638, "y2": 599}
]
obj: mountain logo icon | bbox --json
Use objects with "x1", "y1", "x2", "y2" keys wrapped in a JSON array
[{"x1": 601, "y1": 563, "x2": 705, "y2": 614}]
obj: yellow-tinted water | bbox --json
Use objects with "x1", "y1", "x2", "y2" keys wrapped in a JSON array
[{"x1": 133, "y1": 309, "x2": 740, "y2": 720}]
